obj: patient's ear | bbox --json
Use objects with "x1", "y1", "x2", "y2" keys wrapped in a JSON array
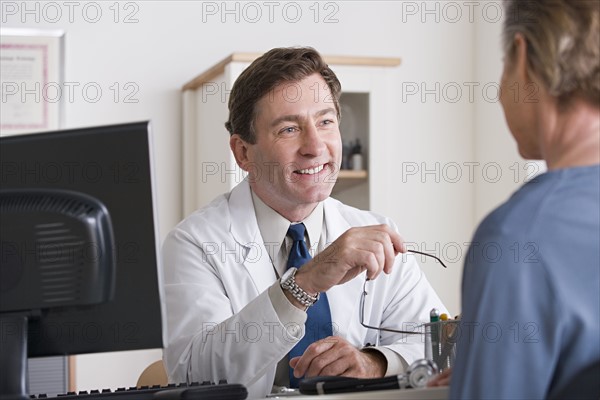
[
  {"x1": 230, "y1": 134, "x2": 250, "y2": 171},
  {"x1": 512, "y1": 33, "x2": 531, "y2": 82}
]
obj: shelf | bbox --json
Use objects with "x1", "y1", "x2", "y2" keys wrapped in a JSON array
[
  {"x1": 182, "y1": 53, "x2": 401, "y2": 91},
  {"x1": 333, "y1": 170, "x2": 368, "y2": 194},
  {"x1": 339, "y1": 170, "x2": 367, "y2": 179}
]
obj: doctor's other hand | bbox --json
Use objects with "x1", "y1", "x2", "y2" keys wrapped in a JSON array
[
  {"x1": 427, "y1": 368, "x2": 452, "y2": 387},
  {"x1": 289, "y1": 336, "x2": 387, "y2": 379},
  {"x1": 294, "y1": 224, "x2": 406, "y2": 295}
]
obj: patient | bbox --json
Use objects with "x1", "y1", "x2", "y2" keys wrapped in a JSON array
[{"x1": 431, "y1": 1, "x2": 600, "y2": 398}]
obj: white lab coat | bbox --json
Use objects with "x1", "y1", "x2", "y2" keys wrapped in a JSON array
[{"x1": 162, "y1": 180, "x2": 445, "y2": 399}]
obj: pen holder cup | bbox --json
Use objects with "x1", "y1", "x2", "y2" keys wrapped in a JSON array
[{"x1": 424, "y1": 320, "x2": 460, "y2": 373}]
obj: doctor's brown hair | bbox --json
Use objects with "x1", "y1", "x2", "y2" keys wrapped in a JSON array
[
  {"x1": 224, "y1": 47, "x2": 342, "y2": 144},
  {"x1": 502, "y1": 0, "x2": 600, "y2": 106}
]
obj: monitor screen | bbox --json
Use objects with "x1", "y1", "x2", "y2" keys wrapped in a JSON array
[{"x1": 0, "y1": 121, "x2": 165, "y2": 396}]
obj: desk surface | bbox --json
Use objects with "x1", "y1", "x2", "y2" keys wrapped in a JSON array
[{"x1": 261, "y1": 387, "x2": 448, "y2": 400}]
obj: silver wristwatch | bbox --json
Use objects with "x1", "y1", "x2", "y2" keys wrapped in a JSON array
[{"x1": 280, "y1": 267, "x2": 320, "y2": 307}]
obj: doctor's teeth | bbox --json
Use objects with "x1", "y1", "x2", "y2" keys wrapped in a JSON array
[{"x1": 298, "y1": 165, "x2": 324, "y2": 175}]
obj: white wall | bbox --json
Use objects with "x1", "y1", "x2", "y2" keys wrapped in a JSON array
[
  {"x1": 473, "y1": 9, "x2": 546, "y2": 222},
  {"x1": 387, "y1": 2, "x2": 474, "y2": 318},
  {"x1": 1, "y1": 0, "x2": 525, "y2": 391}
]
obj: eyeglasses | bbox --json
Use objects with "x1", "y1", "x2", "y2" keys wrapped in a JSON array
[{"x1": 359, "y1": 250, "x2": 448, "y2": 335}]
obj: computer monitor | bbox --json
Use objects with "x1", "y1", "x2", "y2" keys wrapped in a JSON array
[{"x1": 0, "y1": 121, "x2": 165, "y2": 399}]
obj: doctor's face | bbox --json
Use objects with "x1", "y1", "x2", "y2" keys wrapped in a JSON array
[{"x1": 240, "y1": 73, "x2": 342, "y2": 220}]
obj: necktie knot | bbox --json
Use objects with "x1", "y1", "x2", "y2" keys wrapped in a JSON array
[
  {"x1": 286, "y1": 223, "x2": 310, "y2": 270},
  {"x1": 287, "y1": 223, "x2": 306, "y2": 242}
]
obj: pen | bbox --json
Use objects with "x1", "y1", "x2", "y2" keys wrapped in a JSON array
[{"x1": 430, "y1": 308, "x2": 441, "y2": 371}]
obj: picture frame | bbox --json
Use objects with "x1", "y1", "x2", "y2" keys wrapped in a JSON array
[{"x1": 0, "y1": 28, "x2": 65, "y2": 136}]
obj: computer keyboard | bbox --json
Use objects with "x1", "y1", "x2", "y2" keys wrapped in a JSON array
[{"x1": 31, "y1": 381, "x2": 248, "y2": 400}]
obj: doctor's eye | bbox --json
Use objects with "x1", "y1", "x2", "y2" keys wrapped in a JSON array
[
  {"x1": 279, "y1": 126, "x2": 299, "y2": 134},
  {"x1": 319, "y1": 119, "x2": 336, "y2": 127}
]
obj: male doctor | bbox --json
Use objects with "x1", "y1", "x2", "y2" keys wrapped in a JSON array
[{"x1": 162, "y1": 47, "x2": 445, "y2": 398}]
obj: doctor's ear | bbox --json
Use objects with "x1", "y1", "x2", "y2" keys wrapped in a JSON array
[{"x1": 230, "y1": 134, "x2": 252, "y2": 171}]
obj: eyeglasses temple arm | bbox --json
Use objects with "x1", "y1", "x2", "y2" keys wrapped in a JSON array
[
  {"x1": 406, "y1": 249, "x2": 448, "y2": 268},
  {"x1": 360, "y1": 282, "x2": 424, "y2": 335}
]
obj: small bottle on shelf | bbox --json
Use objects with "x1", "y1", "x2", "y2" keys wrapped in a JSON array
[{"x1": 351, "y1": 139, "x2": 363, "y2": 171}]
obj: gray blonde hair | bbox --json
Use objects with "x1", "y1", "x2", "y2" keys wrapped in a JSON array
[{"x1": 503, "y1": 0, "x2": 599, "y2": 106}]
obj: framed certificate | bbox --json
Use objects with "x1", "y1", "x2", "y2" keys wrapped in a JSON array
[{"x1": 1, "y1": 28, "x2": 65, "y2": 136}]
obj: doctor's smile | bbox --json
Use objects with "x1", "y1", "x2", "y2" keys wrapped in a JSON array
[{"x1": 295, "y1": 164, "x2": 326, "y2": 176}]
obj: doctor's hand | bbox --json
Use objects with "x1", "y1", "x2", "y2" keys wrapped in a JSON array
[
  {"x1": 289, "y1": 336, "x2": 386, "y2": 379},
  {"x1": 294, "y1": 224, "x2": 406, "y2": 295}
]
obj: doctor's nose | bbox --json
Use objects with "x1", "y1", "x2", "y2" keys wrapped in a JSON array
[{"x1": 299, "y1": 124, "x2": 326, "y2": 157}]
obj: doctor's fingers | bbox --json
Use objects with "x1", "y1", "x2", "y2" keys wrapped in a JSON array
[
  {"x1": 316, "y1": 244, "x2": 383, "y2": 282},
  {"x1": 345, "y1": 225, "x2": 406, "y2": 254},
  {"x1": 302, "y1": 340, "x2": 361, "y2": 378},
  {"x1": 348, "y1": 237, "x2": 399, "y2": 280},
  {"x1": 338, "y1": 227, "x2": 403, "y2": 270},
  {"x1": 290, "y1": 336, "x2": 340, "y2": 378},
  {"x1": 367, "y1": 224, "x2": 406, "y2": 254},
  {"x1": 308, "y1": 231, "x2": 397, "y2": 288},
  {"x1": 356, "y1": 246, "x2": 385, "y2": 281},
  {"x1": 312, "y1": 241, "x2": 379, "y2": 275},
  {"x1": 361, "y1": 233, "x2": 398, "y2": 275}
]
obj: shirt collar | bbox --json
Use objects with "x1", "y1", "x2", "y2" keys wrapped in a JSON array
[{"x1": 251, "y1": 190, "x2": 324, "y2": 261}]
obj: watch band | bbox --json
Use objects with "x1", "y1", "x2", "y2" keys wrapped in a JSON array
[{"x1": 280, "y1": 267, "x2": 320, "y2": 307}]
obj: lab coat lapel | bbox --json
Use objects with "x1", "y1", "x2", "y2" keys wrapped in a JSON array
[
  {"x1": 323, "y1": 199, "x2": 352, "y2": 242},
  {"x1": 322, "y1": 200, "x2": 366, "y2": 342},
  {"x1": 228, "y1": 180, "x2": 277, "y2": 296}
]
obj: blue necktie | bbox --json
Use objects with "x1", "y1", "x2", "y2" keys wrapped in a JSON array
[{"x1": 286, "y1": 223, "x2": 333, "y2": 388}]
